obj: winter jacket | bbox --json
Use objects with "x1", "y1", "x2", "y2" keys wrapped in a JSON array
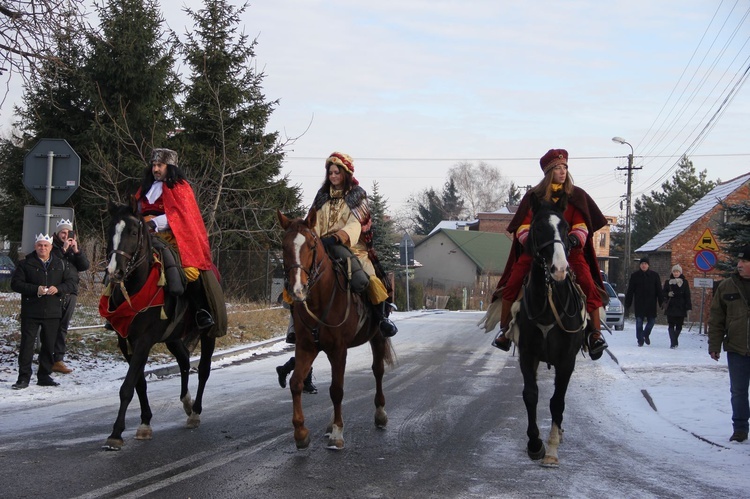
[
  {"x1": 11, "y1": 252, "x2": 77, "y2": 319},
  {"x1": 625, "y1": 268, "x2": 663, "y2": 318},
  {"x1": 52, "y1": 241, "x2": 90, "y2": 296},
  {"x1": 708, "y1": 274, "x2": 750, "y2": 355},
  {"x1": 663, "y1": 274, "x2": 692, "y2": 318}
]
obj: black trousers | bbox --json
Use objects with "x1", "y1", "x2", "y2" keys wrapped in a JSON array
[
  {"x1": 18, "y1": 317, "x2": 59, "y2": 382},
  {"x1": 55, "y1": 294, "x2": 77, "y2": 361}
]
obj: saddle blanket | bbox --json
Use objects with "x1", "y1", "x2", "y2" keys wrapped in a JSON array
[{"x1": 99, "y1": 265, "x2": 166, "y2": 338}]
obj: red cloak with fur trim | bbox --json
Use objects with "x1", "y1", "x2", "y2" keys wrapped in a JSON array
[{"x1": 136, "y1": 181, "x2": 212, "y2": 270}]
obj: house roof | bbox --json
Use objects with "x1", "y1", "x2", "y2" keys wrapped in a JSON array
[
  {"x1": 417, "y1": 229, "x2": 510, "y2": 273},
  {"x1": 428, "y1": 220, "x2": 477, "y2": 235},
  {"x1": 636, "y1": 172, "x2": 750, "y2": 252}
]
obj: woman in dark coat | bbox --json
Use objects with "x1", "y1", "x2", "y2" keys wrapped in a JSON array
[{"x1": 663, "y1": 264, "x2": 692, "y2": 348}]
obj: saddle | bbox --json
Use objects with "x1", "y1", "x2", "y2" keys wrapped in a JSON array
[
  {"x1": 325, "y1": 244, "x2": 370, "y2": 294},
  {"x1": 151, "y1": 236, "x2": 187, "y2": 296}
]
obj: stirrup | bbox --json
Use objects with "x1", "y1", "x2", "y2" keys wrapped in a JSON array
[{"x1": 195, "y1": 309, "x2": 214, "y2": 330}]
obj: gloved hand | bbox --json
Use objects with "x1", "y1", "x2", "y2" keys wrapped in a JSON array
[
  {"x1": 668, "y1": 291, "x2": 674, "y2": 297},
  {"x1": 321, "y1": 236, "x2": 338, "y2": 249},
  {"x1": 567, "y1": 233, "x2": 580, "y2": 249},
  {"x1": 147, "y1": 220, "x2": 157, "y2": 232}
]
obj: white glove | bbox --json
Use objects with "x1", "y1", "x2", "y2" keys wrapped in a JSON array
[{"x1": 668, "y1": 291, "x2": 674, "y2": 297}]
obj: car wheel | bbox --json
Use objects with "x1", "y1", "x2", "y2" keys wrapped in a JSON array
[{"x1": 615, "y1": 325, "x2": 624, "y2": 331}]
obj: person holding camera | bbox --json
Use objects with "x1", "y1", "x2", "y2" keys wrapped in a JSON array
[{"x1": 51, "y1": 219, "x2": 90, "y2": 374}]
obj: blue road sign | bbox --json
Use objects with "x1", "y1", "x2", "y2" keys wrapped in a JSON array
[{"x1": 694, "y1": 249, "x2": 717, "y2": 272}]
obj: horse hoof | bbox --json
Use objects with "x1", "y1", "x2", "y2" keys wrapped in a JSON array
[
  {"x1": 186, "y1": 412, "x2": 201, "y2": 429},
  {"x1": 135, "y1": 424, "x2": 153, "y2": 440},
  {"x1": 102, "y1": 438, "x2": 124, "y2": 451},
  {"x1": 295, "y1": 435, "x2": 311, "y2": 450},
  {"x1": 528, "y1": 441, "x2": 545, "y2": 460},
  {"x1": 374, "y1": 407, "x2": 388, "y2": 429},
  {"x1": 326, "y1": 438, "x2": 344, "y2": 450},
  {"x1": 181, "y1": 393, "x2": 193, "y2": 417},
  {"x1": 540, "y1": 456, "x2": 560, "y2": 468}
]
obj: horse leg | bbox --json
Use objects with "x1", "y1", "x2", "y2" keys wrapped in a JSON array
[
  {"x1": 103, "y1": 341, "x2": 152, "y2": 450},
  {"x1": 290, "y1": 348, "x2": 315, "y2": 449},
  {"x1": 520, "y1": 355, "x2": 545, "y2": 460},
  {"x1": 166, "y1": 339, "x2": 193, "y2": 418},
  {"x1": 187, "y1": 335, "x2": 216, "y2": 429},
  {"x1": 541, "y1": 363, "x2": 575, "y2": 466},
  {"x1": 133, "y1": 372, "x2": 153, "y2": 441},
  {"x1": 325, "y1": 348, "x2": 347, "y2": 450},
  {"x1": 541, "y1": 422, "x2": 563, "y2": 468},
  {"x1": 370, "y1": 335, "x2": 388, "y2": 429}
]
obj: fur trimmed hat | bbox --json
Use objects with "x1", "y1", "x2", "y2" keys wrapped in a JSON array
[
  {"x1": 540, "y1": 149, "x2": 568, "y2": 173},
  {"x1": 55, "y1": 218, "x2": 73, "y2": 234},
  {"x1": 150, "y1": 148, "x2": 178, "y2": 167},
  {"x1": 35, "y1": 233, "x2": 53, "y2": 244},
  {"x1": 325, "y1": 152, "x2": 354, "y2": 175}
]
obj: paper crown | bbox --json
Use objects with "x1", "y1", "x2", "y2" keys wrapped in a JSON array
[
  {"x1": 55, "y1": 219, "x2": 73, "y2": 232},
  {"x1": 35, "y1": 233, "x2": 53, "y2": 244}
]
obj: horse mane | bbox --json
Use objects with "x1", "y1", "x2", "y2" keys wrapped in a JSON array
[{"x1": 107, "y1": 201, "x2": 154, "y2": 267}]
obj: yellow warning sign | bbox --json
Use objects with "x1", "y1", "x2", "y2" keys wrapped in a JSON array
[{"x1": 694, "y1": 228, "x2": 719, "y2": 251}]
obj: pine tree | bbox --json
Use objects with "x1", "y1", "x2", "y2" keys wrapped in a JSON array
[
  {"x1": 369, "y1": 181, "x2": 398, "y2": 272},
  {"x1": 715, "y1": 200, "x2": 750, "y2": 275},
  {"x1": 507, "y1": 182, "x2": 522, "y2": 206},
  {"x1": 441, "y1": 178, "x2": 464, "y2": 220},
  {"x1": 413, "y1": 188, "x2": 443, "y2": 235},
  {"x1": 176, "y1": 0, "x2": 300, "y2": 250}
]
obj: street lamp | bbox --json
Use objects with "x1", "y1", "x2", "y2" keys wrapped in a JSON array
[{"x1": 612, "y1": 136, "x2": 635, "y2": 273}]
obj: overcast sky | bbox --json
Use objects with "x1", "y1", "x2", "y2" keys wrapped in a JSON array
[{"x1": 2, "y1": 1, "x2": 749, "y2": 220}]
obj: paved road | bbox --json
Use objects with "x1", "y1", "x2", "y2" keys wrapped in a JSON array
[{"x1": 0, "y1": 311, "x2": 742, "y2": 498}]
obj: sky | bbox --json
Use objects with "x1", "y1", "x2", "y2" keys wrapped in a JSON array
[
  {"x1": 1, "y1": 1, "x2": 749, "y2": 222},
  {"x1": 1, "y1": 312, "x2": 750, "y2": 496}
]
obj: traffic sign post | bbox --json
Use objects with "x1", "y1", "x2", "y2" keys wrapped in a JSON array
[
  {"x1": 21, "y1": 205, "x2": 75, "y2": 255},
  {"x1": 694, "y1": 250, "x2": 717, "y2": 273},
  {"x1": 400, "y1": 233, "x2": 415, "y2": 311}
]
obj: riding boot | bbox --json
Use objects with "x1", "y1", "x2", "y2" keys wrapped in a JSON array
[
  {"x1": 276, "y1": 357, "x2": 295, "y2": 388},
  {"x1": 285, "y1": 307, "x2": 296, "y2": 344},
  {"x1": 492, "y1": 298, "x2": 514, "y2": 351},
  {"x1": 186, "y1": 277, "x2": 214, "y2": 330},
  {"x1": 374, "y1": 302, "x2": 398, "y2": 337},
  {"x1": 586, "y1": 308, "x2": 607, "y2": 360},
  {"x1": 303, "y1": 367, "x2": 318, "y2": 394}
]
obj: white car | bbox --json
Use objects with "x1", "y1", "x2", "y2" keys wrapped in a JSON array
[{"x1": 603, "y1": 281, "x2": 625, "y2": 331}]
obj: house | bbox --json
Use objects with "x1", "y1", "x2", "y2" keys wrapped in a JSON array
[
  {"x1": 635, "y1": 172, "x2": 750, "y2": 325},
  {"x1": 413, "y1": 229, "x2": 511, "y2": 308}
]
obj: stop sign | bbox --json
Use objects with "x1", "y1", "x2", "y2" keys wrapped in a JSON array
[{"x1": 23, "y1": 138, "x2": 81, "y2": 205}]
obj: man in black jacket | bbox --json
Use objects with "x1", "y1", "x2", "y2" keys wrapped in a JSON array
[
  {"x1": 51, "y1": 219, "x2": 90, "y2": 374},
  {"x1": 625, "y1": 256, "x2": 663, "y2": 347},
  {"x1": 10, "y1": 234, "x2": 77, "y2": 389}
]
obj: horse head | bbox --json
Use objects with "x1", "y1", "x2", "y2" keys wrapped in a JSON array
[
  {"x1": 106, "y1": 201, "x2": 151, "y2": 285},
  {"x1": 278, "y1": 208, "x2": 323, "y2": 302},
  {"x1": 528, "y1": 196, "x2": 570, "y2": 283}
]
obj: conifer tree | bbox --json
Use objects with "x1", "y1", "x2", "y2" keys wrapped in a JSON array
[
  {"x1": 715, "y1": 200, "x2": 750, "y2": 275},
  {"x1": 369, "y1": 181, "x2": 398, "y2": 272}
]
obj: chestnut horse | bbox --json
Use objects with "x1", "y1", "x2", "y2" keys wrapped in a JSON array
[
  {"x1": 100, "y1": 202, "x2": 219, "y2": 450},
  {"x1": 512, "y1": 197, "x2": 587, "y2": 467},
  {"x1": 278, "y1": 209, "x2": 395, "y2": 450}
]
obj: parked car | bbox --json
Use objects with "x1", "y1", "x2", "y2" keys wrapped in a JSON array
[
  {"x1": 0, "y1": 254, "x2": 15, "y2": 282},
  {"x1": 603, "y1": 281, "x2": 625, "y2": 331}
]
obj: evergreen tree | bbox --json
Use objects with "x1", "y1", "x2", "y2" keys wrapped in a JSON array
[
  {"x1": 441, "y1": 178, "x2": 464, "y2": 220},
  {"x1": 369, "y1": 181, "x2": 398, "y2": 272},
  {"x1": 715, "y1": 200, "x2": 750, "y2": 276},
  {"x1": 631, "y1": 156, "x2": 715, "y2": 250},
  {"x1": 177, "y1": 0, "x2": 300, "y2": 250},
  {"x1": 413, "y1": 188, "x2": 443, "y2": 235},
  {"x1": 507, "y1": 182, "x2": 522, "y2": 206}
]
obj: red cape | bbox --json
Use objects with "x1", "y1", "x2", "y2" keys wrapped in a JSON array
[{"x1": 137, "y1": 181, "x2": 212, "y2": 270}]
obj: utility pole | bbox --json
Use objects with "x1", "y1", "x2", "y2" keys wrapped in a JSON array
[{"x1": 612, "y1": 137, "x2": 641, "y2": 273}]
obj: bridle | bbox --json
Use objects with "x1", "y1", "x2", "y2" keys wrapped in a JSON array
[{"x1": 108, "y1": 219, "x2": 148, "y2": 285}]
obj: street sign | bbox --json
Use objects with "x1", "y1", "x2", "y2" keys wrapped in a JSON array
[
  {"x1": 400, "y1": 233, "x2": 415, "y2": 266},
  {"x1": 694, "y1": 278, "x2": 714, "y2": 288},
  {"x1": 23, "y1": 138, "x2": 81, "y2": 205},
  {"x1": 693, "y1": 228, "x2": 719, "y2": 251},
  {"x1": 694, "y1": 249, "x2": 717, "y2": 272},
  {"x1": 21, "y1": 205, "x2": 75, "y2": 255}
]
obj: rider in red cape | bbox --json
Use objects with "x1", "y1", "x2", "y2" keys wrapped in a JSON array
[
  {"x1": 481, "y1": 148, "x2": 609, "y2": 359},
  {"x1": 134, "y1": 148, "x2": 225, "y2": 334}
]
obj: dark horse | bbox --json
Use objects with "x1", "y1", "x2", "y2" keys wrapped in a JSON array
[
  {"x1": 100, "y1": 201, "x2": 217, "y2": 451},
  {"x1": 277, "y1": 209, "x2": 395, "y2": 450},
  {"x1": 512, "y1": 197, "x2": 587, "y2": 467}
]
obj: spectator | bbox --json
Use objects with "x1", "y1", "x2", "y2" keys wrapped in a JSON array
[
  {"x1": 50, "y1": 219, "x2": 90, "y2": 373},
  {"x1": 10, "y1": 233, "x2": 77, "y2": 389},
  {"x1": 663, "y1": 264, "x2": 692, "y2": 349},
  {"x1": 625, "y1": 256, "x2": 663, "y2": 347},
  {"x1": 708, "y1": 244, "x2": 750, "y2": 443}
]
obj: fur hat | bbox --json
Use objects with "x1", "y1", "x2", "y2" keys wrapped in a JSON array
[
  {"x1": 540, "y1": 149, "x2": 568, "y2": 174},
  {"x1": 671, "y1": 264, "x2": 682, "y2": 274},
  {"x1": 325, "y1": 152, "x2": 354, "y2": 175},
  {"x1": 150, "y1": 148, "x2": 178, "y2": 167},
  {"x1": 55, "y1": 218, "x2": 73, "y2": 234},
  {"x1": 35, "y1": 233, "x2": 53, "y2": 244},
  {"x1": 639, "y1": 256, "x2": 650, "y2": 264},
  {"x1": 737, "y1": 244, "x2": 750, "y2": 260}
]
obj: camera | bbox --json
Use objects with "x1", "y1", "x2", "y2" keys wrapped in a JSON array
[{"x1": 68, "y1": 230, "x2": 75, "y2": 239}]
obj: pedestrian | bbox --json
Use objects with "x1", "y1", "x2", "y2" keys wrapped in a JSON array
[
  {"x1": 485, "y1": 148, "x2": 609, "y2": 360},
  {"x1": 708, "y1": 244, "x2": 750, "y2": 443},
  {"x1": 276, "y1": 357, "x2": 318, "y2": 394},
  {"x1": 10, "y1": 233, "x2": 77, "y2": 389},
  {"x1": 662, "y1": 264, "x2": 692, "y2": 348},
  {"x1": 625, "y1": 256, "x2": 663, "y2": 347},
  {"x1": 50, "y1": 219, "x2": 90, "y2": 373}
]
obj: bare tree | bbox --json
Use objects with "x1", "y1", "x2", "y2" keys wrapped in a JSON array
[
  {"x1": 0, "y1": 0, "x2": 89, "y2": 106},
  {"x1": 448, "y1": 161, "x2": 509, "y2": 218}
]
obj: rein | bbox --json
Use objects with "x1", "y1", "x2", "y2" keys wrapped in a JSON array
[{"x1": 108, "y1": 220, "x2": 149, "y2": 307}]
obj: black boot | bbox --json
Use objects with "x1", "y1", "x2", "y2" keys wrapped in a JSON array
[
  {"x1": 374, "y1": 302, "x2": 397, "y2": 337},
  {"x1": 276, "y1": 357, "x2": 295, "y2": 388},
  {"x1": 187, "y1": 277, "x2": 214, "y2": 330},
  {"x1": 303, "y1": 367, "x2": 318, "y2": 394}
]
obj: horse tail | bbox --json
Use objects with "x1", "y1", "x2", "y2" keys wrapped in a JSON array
[{"x1": 383, "y1": 338, "x2": 397, "y2": 367}]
